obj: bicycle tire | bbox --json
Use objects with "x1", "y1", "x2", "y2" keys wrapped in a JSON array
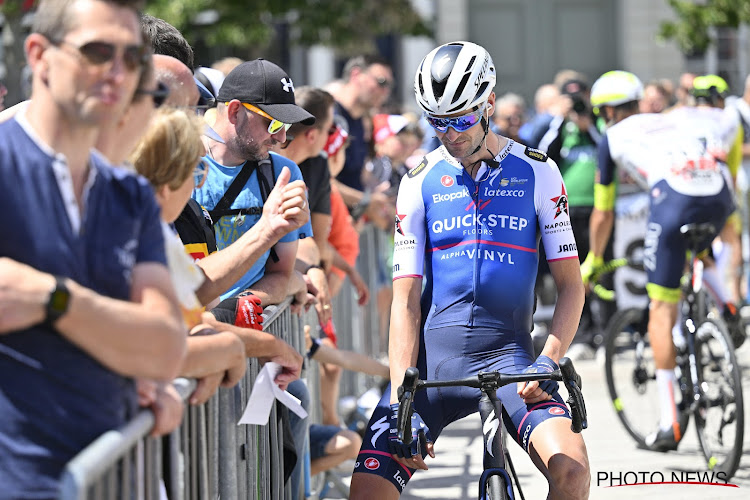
[
  {"x1": 692, "y1": 317, "x2": 744, "y2": 480},
  {"x1": 604, "y1": 307, "x2": 662, "y2": 446}
]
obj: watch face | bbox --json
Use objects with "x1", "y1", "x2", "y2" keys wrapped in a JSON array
[{"x1": 50, "y1": 291, "x2": 69, "y2": 311}]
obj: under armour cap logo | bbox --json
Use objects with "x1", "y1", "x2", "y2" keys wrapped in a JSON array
[{"x1": 281, "y1": 78, "x2": 295, "y2": 93}]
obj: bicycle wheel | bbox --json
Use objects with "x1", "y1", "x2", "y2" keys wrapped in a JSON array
[
  {"x1": 604, "y1": 307, "x2": 662, "y2": 446},
  {"x1": 693, "y1": 317, "x2": 744, "y2": 479}
]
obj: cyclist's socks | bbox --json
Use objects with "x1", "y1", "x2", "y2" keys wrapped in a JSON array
[
  {"x1": 671, "y1": 310, "x2": 686, "y2": 350},
  {"x1": 656, "y1": 369, "x2": 678, "y2": 432},
  {"x1": 702, "y1": 265, "x2": 732, "y2": 306}
]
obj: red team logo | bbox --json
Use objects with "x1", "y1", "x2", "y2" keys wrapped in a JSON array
[
  {"x1": 548, "y1": 406, "x2": 565, "y2": 416},
  {"x1": 364, "y1": 457, "x2": 380, "y2": 470},
  {"x1": 550, "y1": 183, "x2": 569, "y2": 219},
  {"x1": 441, "y1": 175, "x2": 454, "y2": 187}
]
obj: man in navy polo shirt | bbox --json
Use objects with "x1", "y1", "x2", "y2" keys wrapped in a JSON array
[{"x1": 0, "y1": 1, "x2": 186, "y2": 497}]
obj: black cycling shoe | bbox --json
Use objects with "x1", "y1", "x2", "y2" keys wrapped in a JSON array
[
  {"x1": 722, "y1": 303, "x2": 745, "y2": 349},
  {"x1": 640, "y1": 425, "x2": 681, "y2": 452}
]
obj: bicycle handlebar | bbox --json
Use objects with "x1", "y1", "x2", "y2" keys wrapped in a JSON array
[{"x1": 396, "y1": 357, "x2": 588, "y2": 445}]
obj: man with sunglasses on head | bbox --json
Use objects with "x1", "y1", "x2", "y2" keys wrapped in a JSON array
[
  {"x1": 0, "y1": 1, "x2": 187, "y2": 497},
  {"x1": 350, "y1": 41, "x2": 589, "y2": 500},
  {"x1": 192, "y1": 59, "x2": 315, "y2": 313}
]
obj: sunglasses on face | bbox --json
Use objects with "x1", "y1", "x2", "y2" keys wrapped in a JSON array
[
  {"x1": 51, "y1": 39, "x2": 148, "y2": 72},
  {"x1": 425, "y1": 104, "x2": 486, "y2": 133},
  {"x1": 135, "y1": 81, "x2": 170, "y2": 108},
  {"x1": 193, "y1": 159, "x2": 209, "y2": 189},
  {"x1": 241, "y1": 102, "x2": 292, "y2": 134},
  {"x1": 369, "y1": 72, "x2": 393, "y2": 89}
]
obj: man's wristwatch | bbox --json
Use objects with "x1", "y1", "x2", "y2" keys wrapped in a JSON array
[{"x1": 44, "y1": 275, "x2": 70, "y2": 327}]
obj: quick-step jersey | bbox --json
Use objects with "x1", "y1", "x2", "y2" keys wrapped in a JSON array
[{"x1": 392, "y1": 140, "x2": 578, "y2": 333}]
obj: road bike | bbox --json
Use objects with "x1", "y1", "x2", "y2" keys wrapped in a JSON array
[
  {"x1": 602, "y1": 222, "x2": 744, "y2": 479},
  {"x1": 396, "y1": 357, "x2": 587, "y2": 500}
]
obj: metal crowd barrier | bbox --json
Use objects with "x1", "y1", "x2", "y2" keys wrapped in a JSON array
[{"x1": 57, "y1": 225, "x2": 392, "y2": 500}]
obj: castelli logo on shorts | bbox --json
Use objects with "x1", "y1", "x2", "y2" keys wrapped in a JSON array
[
  {"x1": 549, "y1": 406, "x2": 565, "y2": 416},
  {"x1": 364, "y1": 458, "x2": 380, "y2": 470},
  {"x1": 441, "y1": 175, "x2": 454, "y2": 187}
]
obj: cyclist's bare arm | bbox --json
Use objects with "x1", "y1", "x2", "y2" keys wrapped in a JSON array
[
  {"x1": 388, "y1": 276, "x2": 423, "y2": 404},
  {"x1": 588, "y1": 207, "x2": 614, "y2": 258},
  {"x1": 520, "y1": 258, "x2": 585, "y2": 404}
]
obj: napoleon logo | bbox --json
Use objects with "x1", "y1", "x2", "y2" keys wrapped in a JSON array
[
  {"x1": 280, "y1": 77, "x2": 295, "y2": 93},
  {"x1": 395, "y1": 213, "x2": 406, "y2": 235},
  {"x1": 550, "y1": 183, "x2": 569, "y2": 219}
]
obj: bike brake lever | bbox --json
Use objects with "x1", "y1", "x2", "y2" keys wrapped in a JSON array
[
  {"x1": 559, "y1": 357, "x2": 588, "y2": 432},
  {"x1": 397, "y1": 367, "x2": 421, "y2": 444}
]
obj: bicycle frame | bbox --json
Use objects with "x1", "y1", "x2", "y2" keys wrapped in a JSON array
[{"x1": 396, "y1": 359, "x2": 586, "y2": 500}]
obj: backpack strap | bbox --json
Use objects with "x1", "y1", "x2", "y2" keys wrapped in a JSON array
[
  {"x1": 257, "y1": 158, "x2": 280, "y2": 263},
  {"x1": 208, "y1": 161, "x2": 259, "y2": 223}
]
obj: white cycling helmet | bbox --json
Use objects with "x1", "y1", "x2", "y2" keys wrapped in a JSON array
[
  {"x1": 414, "y1": 41, "x2": 496, "y2": 115},
  {"x1": 590, "y1": 70, "x2": 644, "y2": 108}
]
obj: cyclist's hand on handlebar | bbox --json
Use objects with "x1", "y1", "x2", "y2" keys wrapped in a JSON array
[
  {"x1": 580, "y1": 252, "x2": 603, "y2": 287},
  {"x1": 518, "y1": 355, "x2": 559, "y2": 404},
  {"x1": 388, "y1": 403, "x2": 434, "y2": 470}
]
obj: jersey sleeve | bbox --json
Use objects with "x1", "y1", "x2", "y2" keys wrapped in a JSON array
[
  {"x1": 534, "y1": 159, "x2": 579, "y2": 262},
  {"x1": 392, "y1": 173, "x2": 426, "y2": 280},
  {"x1": 594, "y1": 133, "x2": 617, "y2": 211}
]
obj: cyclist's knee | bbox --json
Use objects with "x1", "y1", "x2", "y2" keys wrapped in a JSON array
[{"x1": 547, "y1": 453, "x2": 590, "y2": 500}]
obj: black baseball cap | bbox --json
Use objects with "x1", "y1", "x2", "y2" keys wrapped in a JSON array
[{"x1": 217, "y1": 59, "x2": 315, "y2": 126}]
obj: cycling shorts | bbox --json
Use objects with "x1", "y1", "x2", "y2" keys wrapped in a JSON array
[
  {"x1": 644, "y1": 179, "x2": 734, "y2": 302},
  {"x1": 353, "y1": 325, "x2": 570, "y2": 494}
]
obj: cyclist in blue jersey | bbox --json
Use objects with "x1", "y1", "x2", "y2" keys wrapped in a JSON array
[{"x1": 349, "y1": 41, "x2": 589, "y2": 500}]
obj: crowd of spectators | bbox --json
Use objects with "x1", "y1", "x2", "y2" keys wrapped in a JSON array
[{"x1": 5, "y1": 1, "x2": 750, "y2": 498}]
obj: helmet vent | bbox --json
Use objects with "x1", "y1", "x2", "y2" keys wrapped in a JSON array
[
  {"x1": 464, "y1": 56, "x2": 476, "y2": 73},
  {"x1": 453, "y1": 73, "x2": 471, "y2": 104}
]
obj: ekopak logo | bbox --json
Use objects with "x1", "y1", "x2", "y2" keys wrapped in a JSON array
[{"x1": 441, "y1": 175, "x2": 454, "y2": 187}]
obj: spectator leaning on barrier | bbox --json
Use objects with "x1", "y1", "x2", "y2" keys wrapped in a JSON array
[
  {"x1": 0, "y1": 0, "x2": 187, "y2": 496},
  {"x1": 129, "y1": 107, "x2": 248, "y2": 405},
  {"x1": 192, "y1": 59, "x2": 316, "y2": 312}
]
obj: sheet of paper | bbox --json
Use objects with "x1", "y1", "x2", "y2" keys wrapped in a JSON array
[{"x1": 238, "y1": 362, "x2": 308, "y2": 425}]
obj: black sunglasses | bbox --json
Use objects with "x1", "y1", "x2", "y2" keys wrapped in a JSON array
[
  {"x1": 51, "y1": 39, "x2": 149, "y2": 72},
  {"x1": 136, "y1": 82, "x2": 170, "y2": 108}
]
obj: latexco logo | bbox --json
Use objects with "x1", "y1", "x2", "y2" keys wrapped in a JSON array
[{"x1": 597, "y1": 470, "x2": 737, "y2": 489}]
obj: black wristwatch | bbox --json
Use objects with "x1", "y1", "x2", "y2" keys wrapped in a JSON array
[{"x1": 44, "y1": 275, "x2": 71, "y2": 327}]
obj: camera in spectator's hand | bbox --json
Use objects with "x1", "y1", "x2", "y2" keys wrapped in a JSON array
[{"x1": 570, "y1": 94, "x2": 588, "y2": 115}]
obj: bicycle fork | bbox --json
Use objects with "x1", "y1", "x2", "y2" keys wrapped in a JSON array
[{"x1": 478, "y1": 388, "x2": 516, "y2": 500}]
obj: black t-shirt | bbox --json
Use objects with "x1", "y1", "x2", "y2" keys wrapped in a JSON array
[
  {"x1": 334, "y1": 102, "x2": 367, "y2": 192},
  {"x1": 299, "y1": 154, "x2": 331, "y2": 216},
  {"x1": 175, "y1": 198, "x2": 217, "y2": 260}
]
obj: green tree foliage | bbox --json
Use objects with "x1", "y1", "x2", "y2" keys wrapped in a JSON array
[
  {"x1": 659, "y1": 0, "x2": 750, "y2": 55},
  {"x1": 145, "y1": 0, "x2": 431, "y2": 54}
]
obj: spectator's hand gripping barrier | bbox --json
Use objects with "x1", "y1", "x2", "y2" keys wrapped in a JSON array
[
  {"x1": 522, "y1": 355, "x2": 559, "y2": 396},
  {"x1": 235, "y1": 292, "x2": 264, "y2": 330}
]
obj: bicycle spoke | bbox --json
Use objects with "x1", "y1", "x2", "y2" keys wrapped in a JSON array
[
  {"x1": 693, "y1": 318, "x2": 744, "y2": 480},
  {"x1": 605, "y1": 308, "x2": 662, "y2": 446}
]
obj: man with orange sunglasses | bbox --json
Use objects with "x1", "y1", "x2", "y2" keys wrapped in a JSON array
[{"x1": 192, "y1": 59, "x2": 316, "y2": 312}]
